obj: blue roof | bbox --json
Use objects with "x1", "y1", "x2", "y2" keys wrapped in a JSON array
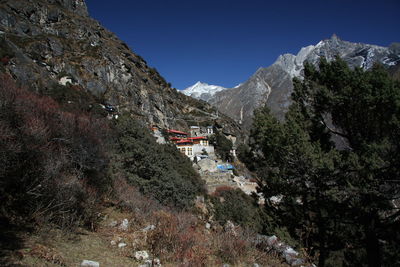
[{"x1": 217, "y1": 164, "x2": 234, "y2": 171}]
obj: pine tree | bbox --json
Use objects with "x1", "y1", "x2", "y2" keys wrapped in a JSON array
[{"x1": 248, "y1": 57, "x2": 400, "y2": 266}]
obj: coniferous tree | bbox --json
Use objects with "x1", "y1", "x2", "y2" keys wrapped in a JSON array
[{"x1": 248, "y1": 57, "x2": 400, "y2": 267}]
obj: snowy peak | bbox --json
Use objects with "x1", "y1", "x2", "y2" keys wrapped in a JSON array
[
  {"x1": 206, "y1": 35, "x2": 400, "y2": 125},
  {"x1": 181, "y1": 81, "x2": 229, "y2": 101},
  {"x1": 272, "y1": 35, "x2": 400, "y2": 78}
]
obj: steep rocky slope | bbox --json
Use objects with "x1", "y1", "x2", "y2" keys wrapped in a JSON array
[
  {"x1": 206, "y1": 35, "x2": 400, "y2": 126},
  {"x1": 0, "y1": 0, "x2": 240, "y2": 134}
]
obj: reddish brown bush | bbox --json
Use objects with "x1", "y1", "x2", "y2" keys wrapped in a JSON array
[
  {"x1": 0, "y1": 74, "x2": 111, "y2": 228},
  {"x1": 112, "y1": 176, "x2": 162, "y2": 224},
  {"x1": 214, "y1": 230, "x2": 252, "y2": 264},
  {"x1": 147, "y1": 210, "x2": 212, "y2": 267}
]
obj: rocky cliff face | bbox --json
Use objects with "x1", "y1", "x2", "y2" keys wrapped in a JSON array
[
  {"x1": 0, "y1": 0, "x2": 240, "y2": 134},
  {"x1": 207, "y1": 35, "x2": 400, "y2": 126}
]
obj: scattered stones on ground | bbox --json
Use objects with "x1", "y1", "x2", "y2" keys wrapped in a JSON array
[{"x1": 254, "y1": 234, "x2": 314, "y2": 266}]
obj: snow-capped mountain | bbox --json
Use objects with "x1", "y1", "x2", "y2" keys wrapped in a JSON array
[
  {"x1": 181, "y1": 81, "x2": 229, "y2": 101},
  {"x1": 208, "y1": 35, "x2": 400, "y2": 126}
]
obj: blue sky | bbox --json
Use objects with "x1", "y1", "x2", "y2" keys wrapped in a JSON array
[{"x1": 85, "y1": 0, "x2": 399, "y2": 89}]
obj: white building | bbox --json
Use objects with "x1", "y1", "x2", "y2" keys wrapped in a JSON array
[
  {"x1": 176, "y1": 136, "x2": 215, "y2": 161},
  {"x1": 189, "y1": 125, "x2": 214, "y2": 137}
]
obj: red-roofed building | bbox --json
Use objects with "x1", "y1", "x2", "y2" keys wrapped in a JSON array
[{"x1": 162, "y1": 127, "x2": 215, "y2": 160}]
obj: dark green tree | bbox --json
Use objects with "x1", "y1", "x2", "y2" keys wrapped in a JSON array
[
  {"x1": 211, "y1": 187, "x2": 266, "y2": 232},
  {"x1": 248, "y1": 57, "x2": 400, "y2": 267},
  {"x1": 209, "y1": 131, "x2": 233, "y2": 161},
  {"x1": 110, "y1": 114, "x2": 205, "y2": 209}
]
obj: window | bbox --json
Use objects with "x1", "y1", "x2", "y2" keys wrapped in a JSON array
[
  {"x1": 180, "y1": 147, "x2": 186, "y2": 154},
  {"x1": 187, "y1": 147, "x2": 192, "y2": 155}
]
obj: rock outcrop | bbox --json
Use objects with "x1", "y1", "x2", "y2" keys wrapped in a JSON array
[{"x1": 0, "y1": 0, "x2": 241, "y2": 135}]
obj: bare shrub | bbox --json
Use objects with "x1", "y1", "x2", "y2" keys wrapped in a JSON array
[
  {"x1": 112, "y1": 176, "x2": 162, "y2": 224},
  {"x1": 213, "y1": 228, "x2": 252, "y2": 264},
  {"x1": 0, "y1": 74, "x2": 110, "y2": 229},
  {"x1": 147, "y1": 210, "x2": 212, "y2": 266}
]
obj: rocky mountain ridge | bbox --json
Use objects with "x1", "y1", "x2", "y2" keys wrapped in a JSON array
[
  {"x1": 0, "y1": 0, "x2": 241, "y2": 135},
  {"x1": 199, "y1": 35, "x2": 400, "y2": 126}
]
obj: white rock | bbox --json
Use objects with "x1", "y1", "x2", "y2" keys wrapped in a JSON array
[
  {"x1": 119, "y1": 219, "x2": 129, "y2": 231},
  {"x1": 110, "y1": 240, "x2": 116, "y2": 246},
  {"x1": 284, "y1": 247, "x2": 299, "y2": 256},
  {"x1": 81, "y1": 260, "x2": 100, "y2": 267},
  {"x1": 205, "y1": 222, "x2": 211, "y2": 229},
  {"x1": 224, "y1": 220, "x2": 236, "y2": 235},
  {"x1": 134, "y1": 250, "x2": 149, "y2": 261},
  {"x1": 59, "y1": 76, "x2": 73, "y2": 86},
  {"x1": 153, "y1": 258, "x2": 161, "y2": 266},
  {"x1": 142, "y1": 225, "x2": 156, "y2": 232},
  {"x1": 118, "y1": 242, "x2": 127, "y2": 248}
]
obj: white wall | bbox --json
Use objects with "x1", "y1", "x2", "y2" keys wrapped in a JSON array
[{"x1": 177, "y1": 144, "x2": 215, "y2": 160}]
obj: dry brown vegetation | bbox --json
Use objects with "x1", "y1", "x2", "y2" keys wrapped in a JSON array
[{"x1": 5, "y1": 177, "x2": 285, "y2": 266}]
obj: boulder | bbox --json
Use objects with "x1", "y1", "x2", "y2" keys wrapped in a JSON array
[
  {"x1": 81, "y1": 260, "x2": 100, "y2": 267},
  {"x1": 153, "y1": 258, "x2": 161, "y2": 267},
  {"x1": 142, "y1": 224, "x2": 156, "y2": 232},
  {"x1": 118, "y1": 242, "x2": 127, "y2": 248},
  {"x1": 134, "y1": 250, "x2": 149, "y2": 261},
  {"x1": 119, "y1": 219, "x2": 129, "y2": 231},
  {"x1": 224, "y1": 220, "x2": 236, "y2": 236}
]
